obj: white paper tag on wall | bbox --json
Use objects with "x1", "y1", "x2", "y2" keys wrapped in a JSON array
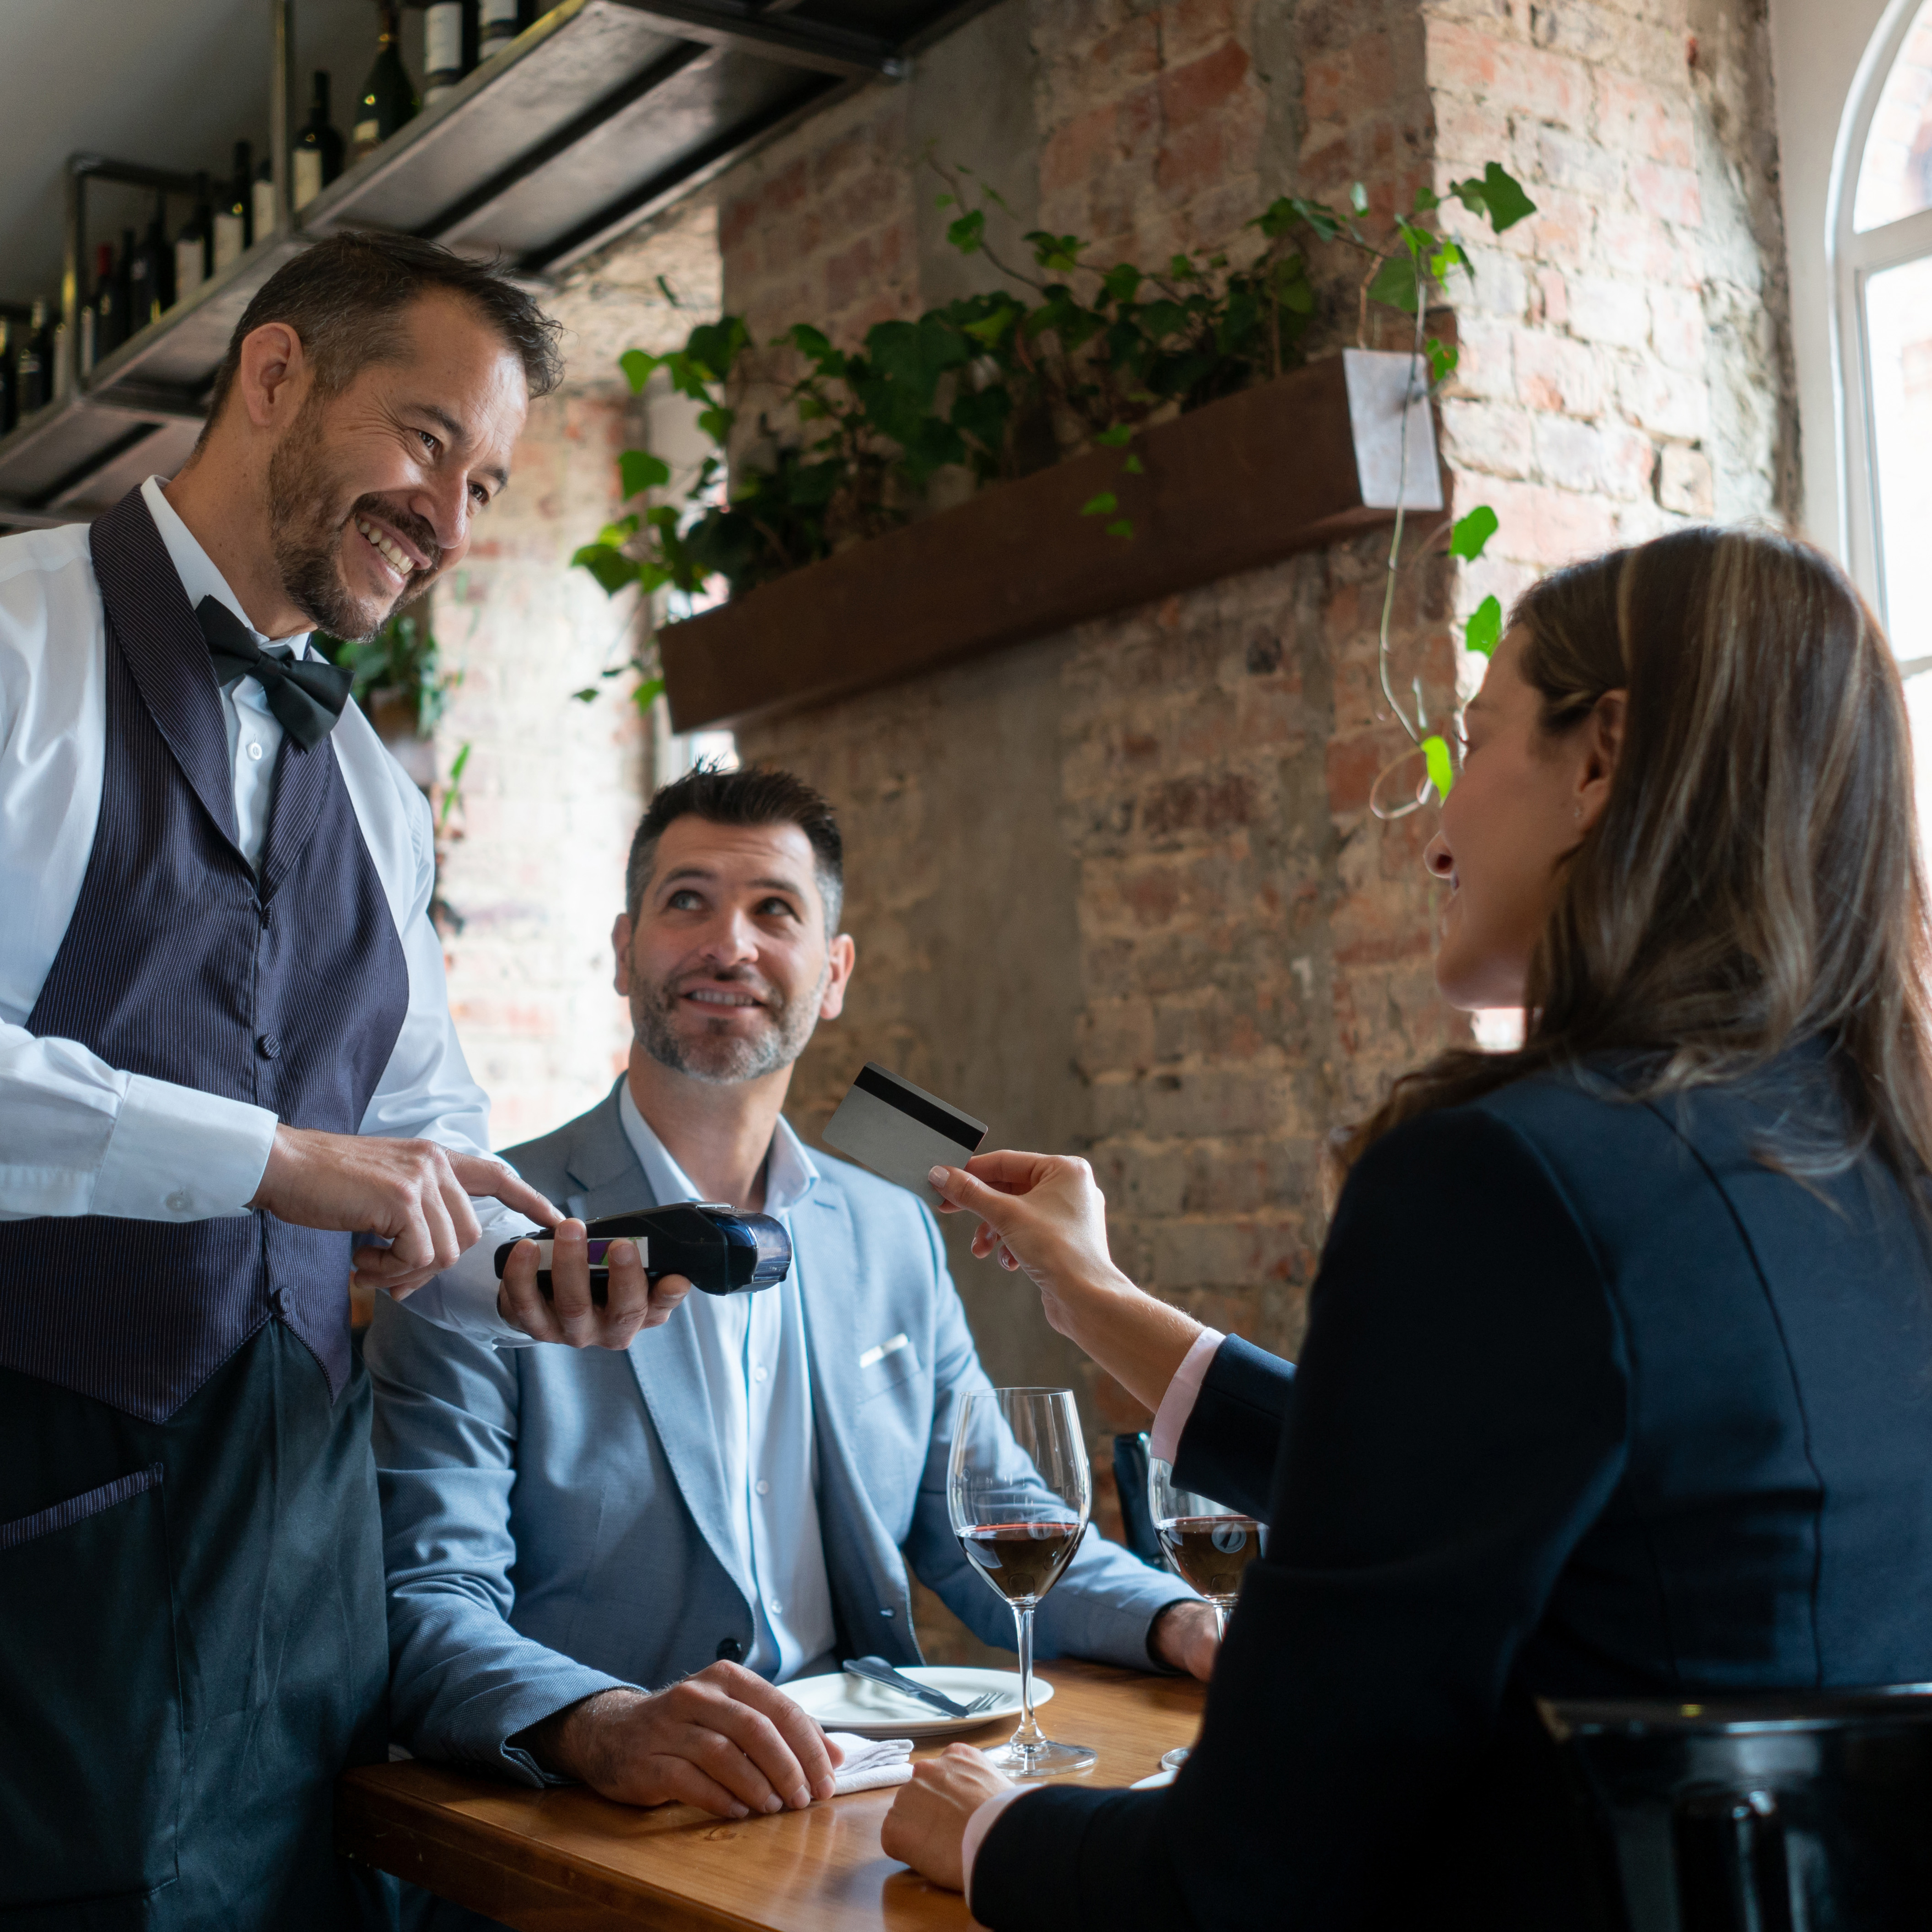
[{"x1": 822, "y1": 1064, "x2": 987, "y2": 1202}]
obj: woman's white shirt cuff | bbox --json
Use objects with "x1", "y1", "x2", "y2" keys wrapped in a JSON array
[{"x1": 1148, "y1": 1327, "x2": 1227, "y2": 1466}]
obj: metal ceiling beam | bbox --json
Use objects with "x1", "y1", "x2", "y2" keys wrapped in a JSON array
[
  {"x1": 416, "y1": 41, "x2": 715, "y2": 246},
  {"x1": 525, "y1": 69, "x2": 843, "y2": 277},
  {"x1": 607, "y1": 0, "x2": 907, "y2": 77}
]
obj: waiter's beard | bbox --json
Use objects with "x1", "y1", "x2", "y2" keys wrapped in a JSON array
[
  {"x1": 267, "y1": 408, "x2": 441, "y2": 641},
  {"x1": 629, "y1": 964, "x2": 824, "y2": 1085}
]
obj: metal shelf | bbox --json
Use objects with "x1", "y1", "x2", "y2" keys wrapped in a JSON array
[{"x1": 0, "y1": 0, "x2": 979, "y2": 534}]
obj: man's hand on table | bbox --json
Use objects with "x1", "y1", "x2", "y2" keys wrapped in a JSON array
[
  {"x1": 514, "y1": 1664, "x2": 845, "y2": 1819},
  {"x1": 495, "y1": 1224, "x2": 696, "y2": 1349},
  {"x1": 252, "y1": 1125, "x2": 560, "y2": 1297},
  {"x1": 880, "y1": 1744, "x2": 1014, "y2": 1893},
  {"x1": 1149, "y1": 1599, "x2": 1220, "y2": 1681}
]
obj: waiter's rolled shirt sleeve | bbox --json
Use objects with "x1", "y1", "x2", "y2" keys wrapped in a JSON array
[{"x1": 0, "y1": 496, "x2": 536, "y2": 1333}]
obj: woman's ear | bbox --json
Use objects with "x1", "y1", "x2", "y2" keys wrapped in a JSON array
[{"x1": 1577, "y1": 689, "x2": 1627, "y2": 828}]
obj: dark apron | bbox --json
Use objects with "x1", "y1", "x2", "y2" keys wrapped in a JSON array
[
  {"x1": 0, "y1": 489, "x2": 408, "y2": 1926},
  {"x1": 0, "y1": 1328, "x2": 392, "y2": 1929}
]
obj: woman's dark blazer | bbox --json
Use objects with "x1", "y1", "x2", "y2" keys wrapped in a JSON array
[{"x1": 969, "y1": 1053, "x2": 1932, "y2": 1931}]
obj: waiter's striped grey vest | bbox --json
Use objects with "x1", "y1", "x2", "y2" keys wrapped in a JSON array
[{"x1": 0, "y1": 487, "x2": 409, "y2": 1421}]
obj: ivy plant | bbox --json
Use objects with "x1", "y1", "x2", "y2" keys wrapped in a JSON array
[{"x1": 573, "y1": 160, "x2": 1534, "y2": 787}]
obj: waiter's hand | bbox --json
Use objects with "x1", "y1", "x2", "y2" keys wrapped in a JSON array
[
  {"x1": 494, "y1": 1220, "x2": 693, "y2": 1349},
  {"x1": 252, "y1": 1125, "x2": 560, "y2": 1297},
  {"x1": 513, "y1": 1665, "x2": 843, "y2": 1818}
]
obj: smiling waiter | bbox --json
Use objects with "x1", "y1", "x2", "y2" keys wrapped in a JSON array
[{"x1": 0, "y1": 233, "x2": 658, "y2": 1928}]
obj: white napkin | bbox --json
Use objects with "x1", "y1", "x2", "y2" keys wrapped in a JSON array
[{"x1": 826, "y1": 1732, "x2": 915, "y2": 1795}]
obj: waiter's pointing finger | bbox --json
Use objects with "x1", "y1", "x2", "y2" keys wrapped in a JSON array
[{"x1": 448, "y1": 1153, "x2": 562, "y2": 1230}]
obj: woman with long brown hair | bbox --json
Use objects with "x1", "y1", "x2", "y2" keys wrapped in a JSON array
[{"x1": 880, "y1": 526, "x2": 1932, "y2": 1929}]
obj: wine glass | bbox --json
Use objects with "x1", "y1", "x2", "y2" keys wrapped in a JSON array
[
  {"x1": 1148, "y1": 1455, "x2": 1262, "y2": 1770},
  {"x1": 949, "y1": 1387, "x2": 1097, "y2": 1776}
]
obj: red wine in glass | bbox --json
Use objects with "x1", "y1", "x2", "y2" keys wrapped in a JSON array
[
  {"x1": 1149, "y1": 1456, "x2": 1262, "y2": 1771},
  {"x1": 949, "y1": 1388, "x2": 1097, "y2": 1776}
]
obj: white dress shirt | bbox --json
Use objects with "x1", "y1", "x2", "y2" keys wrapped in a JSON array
[
  {"x1": 616, "y1": 1082, "x2": 838, "y2": 1682},
  {"x1": 0, "y1": 478, "x2": 527, "y2": 1332}
]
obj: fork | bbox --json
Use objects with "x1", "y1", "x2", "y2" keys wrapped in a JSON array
[{"x1": 843, "y1": 1657, "x2": 1008, "y2": 1719}]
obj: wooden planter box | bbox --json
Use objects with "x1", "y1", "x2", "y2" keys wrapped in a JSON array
[{"x1": 659, "y1": 349, "x2": 1443, "y2": 733}]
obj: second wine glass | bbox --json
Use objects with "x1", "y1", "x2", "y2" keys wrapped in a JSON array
[
  {"x1": 1148, "y1": 1455, "x2": 1262, "y2": 1770},
  {"x1": 949, "y1": 1387, "x2": 1096, "y2": 1776}
]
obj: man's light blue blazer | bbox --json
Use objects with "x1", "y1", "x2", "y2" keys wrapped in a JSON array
[{"x1": 367, "y1": 1079, "x2": 1188, "y2": 1781}]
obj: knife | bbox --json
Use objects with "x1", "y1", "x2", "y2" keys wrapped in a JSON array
[{"x1": 841, "y1": 1655, "x2": 973, "y2": 1719}]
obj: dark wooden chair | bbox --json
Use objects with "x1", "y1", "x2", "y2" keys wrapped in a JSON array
[
  {"x1": 1540, "y1": 1687, "x2": 1932, "y2": 1931},
  {"x1": 1112, "y1": 1431, "x2": 1162, "y2": 1564}
]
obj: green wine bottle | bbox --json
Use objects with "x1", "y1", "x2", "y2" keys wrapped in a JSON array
[{"x1": 352, "y1": 2, "x2": 418, "y2": 161}]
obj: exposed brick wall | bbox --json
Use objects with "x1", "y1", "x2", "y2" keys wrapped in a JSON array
[
  {"x1": 430, "y1": 201, "x2": 721, "y2": 1148},
  {"x1": 1430, "y1": 0, "x2": 1797, "y2": 637}
]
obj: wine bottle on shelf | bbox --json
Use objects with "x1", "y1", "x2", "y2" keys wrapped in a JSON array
[
  {"x1": 93, "y1": 241, "x2": 125, "y2": 362},
  {"x1": 174, "y1": 173, "x2": 214, "y2": 304},
  {"x1": 293, "y1": 70, "x2": 344, "y2": 211},
  {"x1": 140, "y1": 190, "x2": 173, "y2": 319},
  {"x1": 424, "y1": 0, "x2": 476, "y2": 106},
  {"x1": 15, "y1": 301, "x2": 51, "y2": 415},
  {"x1": 353, "y1": 4, "x2": 419, "y2": 160},
  {"x1": 214, "y1": 141, "x2": 253, "y2": 271},
  {"x1": 478, "y1": 0, "x2": 536, "y2": 61},
  {"x1": 253, "y1": 155, "x2": 277, "y2": 240},
  {"x1": 80, "y1": 287, "x2": 97, "y2": 378},
  {"x1": 115, "y1": 227, "x2": 140, "y2": 338},
  {"x1": 0, "y1": 321, "x2": 16, "y2": 435}
]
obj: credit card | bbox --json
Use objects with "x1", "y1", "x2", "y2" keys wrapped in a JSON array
[{"x1": 821, "y1": 1063, "x2": 987, "y2": 1201}]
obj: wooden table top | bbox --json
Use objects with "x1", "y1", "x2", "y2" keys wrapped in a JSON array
[{"x1": 337, "y1": 1658, "x2": 1203, "y2": 1931}]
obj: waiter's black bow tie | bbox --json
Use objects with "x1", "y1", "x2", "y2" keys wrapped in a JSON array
[{"x1": 196, "y1": 595, "x2": 353, "y2": 750}]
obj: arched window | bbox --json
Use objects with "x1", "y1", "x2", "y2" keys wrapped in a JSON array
[
  {"x1": 1835, "y1": 0, "x2": 1932, "y2": 669},
  {"x1": 1835, "y1": 0, "x2": 1932, "y2": 847}
]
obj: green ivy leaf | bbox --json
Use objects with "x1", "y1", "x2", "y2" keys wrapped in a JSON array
[
  {"x1": 961, "y1": 303, "x2": 1020, "y2": 349},
  {"x1": 632, "y1": 676, "x2": 667, "y2": 714},
  {"x1": 1425, "y1": 336, "x2": 1459, "y2": 384},
  {"x1": 1025, "y1": 229, "x2": 1084, "y2": 273},
  {"x1": 685, "y1": 317, "x2": 750, "y2": 382},
  {"x1": 1080, "y1": 491, "x2": 1119, "y2": 516},
  {"x1": 1448, "y1": 505, "x2": 1499, "y2": 560},
  {"x1": 1123, "y1": 453, "x2": 1145, "y2": 474},
  {"x1": 696, "y1": 405, "x2": 736, "y2": 443},
  {"x1": 1095, "y1": 424, "x2": 1133, "y2": 447},
  {"x1": 1102, "y1": 263, "x2": 1143, "y2": 304},
  {"x1": 1423, "y1": 734, "x2": 1456, "y2": 799},
  {"x1": 1465, "y1": 594, "x2": 1504, "y2": 657},
  {"x1": 1367, "y1": 252, "x2": 1420, "y2": 313},
  {"x1": 1413, "y1": 185, "x2": 1441, "y2": 213},
  {"x1": 1105, "y1": 518, "x2": 1135, "y2": 539},
  {"x1": 572, "y1": 686, "x2": 599, "y2": 702},
  {"x1": 947, "y1": 210, "x2": 986, "y2": 255},
  {"x1": 1450, "y1": 162, "x2": 1537, "y2": 233},
  {"x1": 618, "y1": 449, "x2": 671, "y2": 499},
  {"x1": 619, "y1": 349, "x2": 659, "y2": 394},
  {"x1": 570, "y1": 544, "x2": 641, "y2": 598}
]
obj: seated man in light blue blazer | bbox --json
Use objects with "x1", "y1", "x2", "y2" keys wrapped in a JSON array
[{"x1": 367, "y1": 762, "x2": 1212, "y2": 1833}]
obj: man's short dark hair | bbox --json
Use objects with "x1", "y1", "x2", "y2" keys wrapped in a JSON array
[
  {"x1": 201, "y1": 230, "x2": 563, "y2": 436},
  {"x1": 626, "y1": 763, "x2": 845, "y2": 933}
]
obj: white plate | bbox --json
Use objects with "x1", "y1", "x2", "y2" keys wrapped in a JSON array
[
  {"x1": 785, "y1": 1666, "x2": 1052, "y2": 1740},
  {"x1": 1130, "y1": 1766, "x2": 1177, "y2": 1790}
]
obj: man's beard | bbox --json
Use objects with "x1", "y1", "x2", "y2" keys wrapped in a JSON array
[
  {"x1": 267, "y1": 401, "x2": 442, "y2": 641},
  {"x1": 630, "y1": 963, "x2": 824, "y2": 1085}
]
